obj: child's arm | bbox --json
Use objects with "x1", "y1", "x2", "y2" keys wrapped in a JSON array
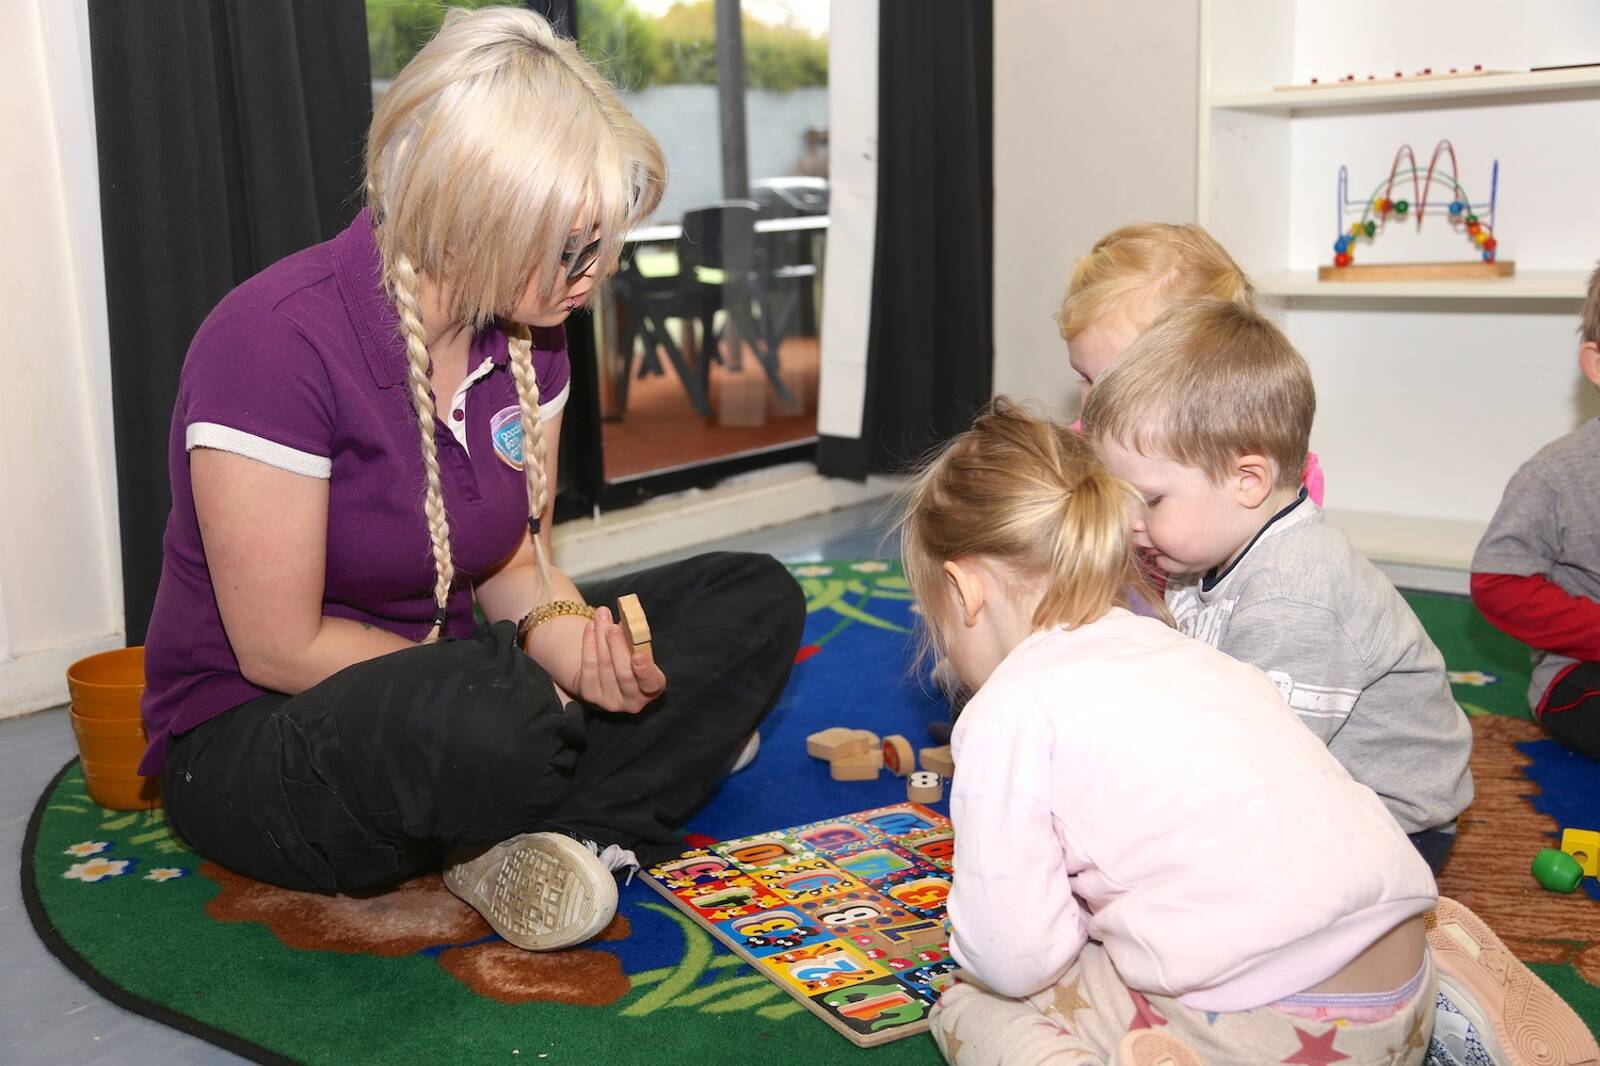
[
  {"x1": 1471, "y1": 463, "x2": 1600, "y2": 659},
  {"x1": 1471, "y1": 572, "x2": 1600, "y2": 662},
  {"x1": 1217, "y1": 598, "x2": 1367, "y2": 743},
  {"x1": 947, "y1": 695, "x2": 1088, "y2": 998}
]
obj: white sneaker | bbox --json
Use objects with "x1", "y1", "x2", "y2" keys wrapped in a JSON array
[
  {"x1": 729, "y1": 731, "x2": 761, "y2": 774},
  {"x1": 444, "y1": 831, "x2": 618, "y2": 951}
]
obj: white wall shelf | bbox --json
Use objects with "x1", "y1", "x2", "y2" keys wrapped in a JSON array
[
  {"x1": 1198, "y1": 0, "x2": 1600, "y2": 569},
  {"x1": 1256, "y1": 270, "x2": 1589, "y2": 300},
  {"x1": 1212, "y1": 67, "x2": 1600, "y2": 114}
]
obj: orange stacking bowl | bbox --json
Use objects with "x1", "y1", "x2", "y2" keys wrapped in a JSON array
[{"x1": 65, "y1": 647, "x2": 160, "y2": 809}]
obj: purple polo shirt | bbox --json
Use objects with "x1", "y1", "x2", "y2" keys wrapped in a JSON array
[{"x1": 139, "y1": 210, "x2": 570, "y2": 774}]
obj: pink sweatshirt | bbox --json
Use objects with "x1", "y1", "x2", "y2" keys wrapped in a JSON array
[{"x1": 947, "y1": 609, "x2": 1436, "y2": 1010}]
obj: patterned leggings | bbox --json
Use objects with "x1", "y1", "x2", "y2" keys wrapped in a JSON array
[{"x1": 929, "y1": 941, "x2": 1434, "y2": 1065}]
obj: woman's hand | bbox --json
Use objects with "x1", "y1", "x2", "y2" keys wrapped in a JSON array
[{"x1": 571, "y1": 605, "x2": 667, "y2": 713}]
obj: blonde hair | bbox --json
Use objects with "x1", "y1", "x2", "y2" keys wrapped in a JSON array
[
  {"x1": 366, "y1": 6, "x2": 665, "y2": 639},
  {"x1": 897, "y1": 399, "x2": 1167, "y2": 671},
  {"x1": 1583, "y1": 261, "x2": 1600, "y2": 345},
  {"x1": 1081, "y1": 299, "x2": 1314, "y2": 492},
  {"x1": 1056, "y1": 222, "x2": 1254, "y2": 341}
]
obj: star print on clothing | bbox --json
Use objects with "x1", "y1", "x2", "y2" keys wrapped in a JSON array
[
  {"x1": 1047, "y1": 978, "x2": 1090, "y2": 1033},
  {"x1": 1384, "y1": 1010, "x2": 1427, "y2": 1065},
  {"x1": 1282, "y1": 1025, "x2": 1350, "y2": 1065}
]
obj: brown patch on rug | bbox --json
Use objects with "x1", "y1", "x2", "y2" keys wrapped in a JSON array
[
  {"x1": 1437, "y1": 716, "x2": 1600, "y2": 986},
  {"x1": 203, "y1": 862, "x2": 490, "y2": 956},
  {"x1": 435, "y1": 915, "x2": 634, "y2": 1006}
]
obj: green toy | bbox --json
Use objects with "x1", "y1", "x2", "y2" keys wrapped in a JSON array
[{"x1": 1532, "y1": 848, "x2": 1584, "y2": 893}]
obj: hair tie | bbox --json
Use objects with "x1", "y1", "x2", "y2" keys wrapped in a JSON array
[
  {"x1": 431, "y1": 604, "x2": 449, "y2": 630},
  {"x1": 528, "y1": 516, "x2": 542, "y2": 537}
]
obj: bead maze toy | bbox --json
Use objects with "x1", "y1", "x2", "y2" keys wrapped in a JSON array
[
  {"x1": 1321, "y1": 139, "x2": 1512, "y2": 282},
  {"x1": 642, "y1": 803, "x2": 958, "y2": 1046}
]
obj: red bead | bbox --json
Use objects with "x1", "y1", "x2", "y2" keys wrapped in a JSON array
[
  {"x1": 1334, "y1": 252, "x2": 1351, "y2": 267},
  {"x1": 1483, "y1": 237, "x2": 1498, "y2": 251}
]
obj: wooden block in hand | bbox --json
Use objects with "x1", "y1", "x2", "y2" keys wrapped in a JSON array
[
  {"x1": 882, "y1": 735, "x2": 914, "y2": 777},
  {"x1": 617, "y1": 594, "x2": 652, "y2": 660},
  {"x1": 831, "y1": 753, "x2": 881, "y2": 781},
  {"x1": 920, "y1": 745, "x2": 955, "y2": 779},
  {"x1": 807, "y1": 727, "x2": 871, "y2": 761},
  {"x1": 907, "y1": 771, "x2": 943, "y2": 803}
]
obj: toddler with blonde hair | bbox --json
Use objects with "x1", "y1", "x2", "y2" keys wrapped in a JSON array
[
  {"x1": 901, "y1": 400, "x2": 1439, "y2": 1064},
  {"x1": 1058, "y1": 221, "x2": 1325, "y2": 503}
]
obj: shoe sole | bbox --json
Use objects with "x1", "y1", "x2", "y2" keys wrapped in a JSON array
[
  {"x1": 1427, "y1": 897, "x2": 1600, "y2": 1066},
  {"x1": 446, "y1": 833, "x2": 618, "y2": 951}
]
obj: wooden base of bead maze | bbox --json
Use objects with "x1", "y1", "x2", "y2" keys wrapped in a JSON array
[{"x1": 1317, "y1": 259, "x2": 1515, "y2": 282}]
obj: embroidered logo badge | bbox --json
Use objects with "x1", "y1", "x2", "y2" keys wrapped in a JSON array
[{"x1": 490, "y1": 406, "x2": 524, "y2": 469}]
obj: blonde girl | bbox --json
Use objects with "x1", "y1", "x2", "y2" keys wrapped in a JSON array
[
  {"x1": 901, "y1": 400, "x2": 1437, "y2": 1064},
  {"x1": 139, "y1": 6, "x2": 803, "y2": 951},
  {"x1": 1057, "y1": 221, "x2": 1325, "y2": 504}
]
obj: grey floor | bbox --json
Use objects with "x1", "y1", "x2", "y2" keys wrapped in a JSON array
[{"x1": 0, "y1": 500, "x2": 896, "y2": 1065}]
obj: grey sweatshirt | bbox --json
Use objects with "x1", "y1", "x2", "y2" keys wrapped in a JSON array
[{"x1": 1167, "y1": 495, "x2": 1474, "y2": 834}]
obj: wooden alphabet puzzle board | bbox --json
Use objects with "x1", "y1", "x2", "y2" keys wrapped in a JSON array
[{"x1": 642, "y1": 803, "x2": 957, "y2": 1046}]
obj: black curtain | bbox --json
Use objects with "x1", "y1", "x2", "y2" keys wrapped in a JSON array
[
  {"x1": 818, "y1": 0, "x2": 994, "y2": 479},
  {"x1": 88, "y1": 0, "x2": 371, "y2": 643}
]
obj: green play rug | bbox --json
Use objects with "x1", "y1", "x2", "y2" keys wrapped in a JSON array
[{"x1": 20, "y1": 568, "x2": 1600, "y2": 1063}]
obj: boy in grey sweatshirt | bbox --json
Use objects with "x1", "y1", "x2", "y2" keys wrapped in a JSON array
[{"x1": 1082, "y1": 299, "x2": 1473, "y2": 875}]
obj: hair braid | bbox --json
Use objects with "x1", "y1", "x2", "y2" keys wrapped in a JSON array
[
  {"x1": 505, "y1": 325, "x2": 553, "y2": 597},
  {"x1": 393, "y1": 252, "x2": 456, "y2": 642}
]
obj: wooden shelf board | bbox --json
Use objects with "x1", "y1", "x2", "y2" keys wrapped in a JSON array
[
  {"x1": 1255, "y1": 270, "x2": 1589, "y2": 300},
  {"x1": 1210, "y1": 66, "x2": 1600, "y2": 113}
]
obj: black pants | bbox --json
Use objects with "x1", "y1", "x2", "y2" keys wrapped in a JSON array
[
  {"x1": 160, "y1": 552, "x2": 805, "y2": 894},
  {"x1": 1539, "y1": 660, "x2": 1600, "y2": 760}
]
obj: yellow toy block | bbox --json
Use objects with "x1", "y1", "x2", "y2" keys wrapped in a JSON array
[{"x1": 1561, "y1": 828, "x2": 1600, "y2": 877}]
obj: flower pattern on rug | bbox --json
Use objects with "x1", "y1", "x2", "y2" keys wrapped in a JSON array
[
  {"x1": 64, "y1": 857, "x2": 132, "y2": 882},
  {"x1": 144, "y1": 867, "x2": 188, "y2": 882},
  {"x1": 64, "y1": 840, "x2": 110, "y2": 857}
]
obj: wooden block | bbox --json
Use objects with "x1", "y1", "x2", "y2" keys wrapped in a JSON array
[
  {"x1": 807, "y1": 727, "x2": 870, "y2": 761},
  {"x1": 855, "y1": 729, "x2": 880, "y2": 749},
  {"x1": 1562, "y1": 828, "x2": 1600, "y2": 877},
  {"x1": 882, "y1": 735, "x2": 914, "y2": 777},
  {"x1": 919, "y1": 745, "x2": 955, "y2": 779},
  {"x1": 617, "y1": 593, "x2": 651, "y2": 645},
  {"x1": 830, "y1": 754, "x2": 881, "y2": 781},
  {"x1": 716, "y1": 370, "x2": 767, "y2": 427},
  {"x1": 907, "y1": 771, "x2": 943, "y2": 803},
  {"x1": 1315, "y1": 260, "x2": 1514, "y2": 283}
]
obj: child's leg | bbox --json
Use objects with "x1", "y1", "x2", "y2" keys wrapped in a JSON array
[
  {"x1": 1538, "y1": 661, "x2": 1600, "y2": 760},
  {"x1": 1426, "y1": 897, "x2": 1600, "y2": 1066},
  {"x1": 930, "y1": 942, "x2": 1435, "y2": 1065},
  {"x1": 1408, "y1": 826, "x2": 1458, "y2": 875}
]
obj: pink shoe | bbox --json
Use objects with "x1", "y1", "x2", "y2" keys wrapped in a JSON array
[
  {"x1": 1427, "y1": 897, "x2": 1600, "y2": 1066},
  {"x1": 1117, "y1": 1029, "x2": 1204, "y2": 1066}
]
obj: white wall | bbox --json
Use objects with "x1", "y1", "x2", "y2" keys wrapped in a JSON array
[
  {"x1": 992, "y1": 0, "x2": 1202, "y2": 413},
  {"x1": 0, "y1": 2, "x2": 123, "y2": 717},
  {"x1": 816, "y1": 0, "x2": 877, "y2": 440}
]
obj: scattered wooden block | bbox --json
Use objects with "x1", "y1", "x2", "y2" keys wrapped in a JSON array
[
  {"x1": 882, "y1": 735, "x2": 914, "y2": 777},
  {"x1": 807, "y1": 727, "x2": 871, "y2": 761},
  {"x1": 920, "y1": 745, "x2": 955, "y2": 779},
  {"x1": 617, "y1": 594, "x2": 653, "y2": 661},
  {"x1": 908, "y1": 771, "x2": 943, "y2": 803},
  {"x1": 855, "y1": 730, "x2": 880, "y2": 749},
  {"x1": 831, "y1": 754, "x2": 881, "y2": 781}
]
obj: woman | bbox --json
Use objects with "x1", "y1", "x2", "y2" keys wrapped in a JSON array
[{"x1": 137, "y1": 6, "x2": 804, "y2": 951}]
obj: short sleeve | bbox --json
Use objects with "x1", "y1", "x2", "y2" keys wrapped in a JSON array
[
  {"x1": 1472, "y1": 462, "x2": 1559, "y2": 577},
  {"x1": 180, "y1": 309, "x2": 336, "y2": 478},
  {"x1": 530, "y1": 325, "x2": 571, "y2": 423}
]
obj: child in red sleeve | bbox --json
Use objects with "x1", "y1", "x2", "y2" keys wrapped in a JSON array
[{"x1": 1471, "y1": 264, "x2": 1600, "y2": 760}]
